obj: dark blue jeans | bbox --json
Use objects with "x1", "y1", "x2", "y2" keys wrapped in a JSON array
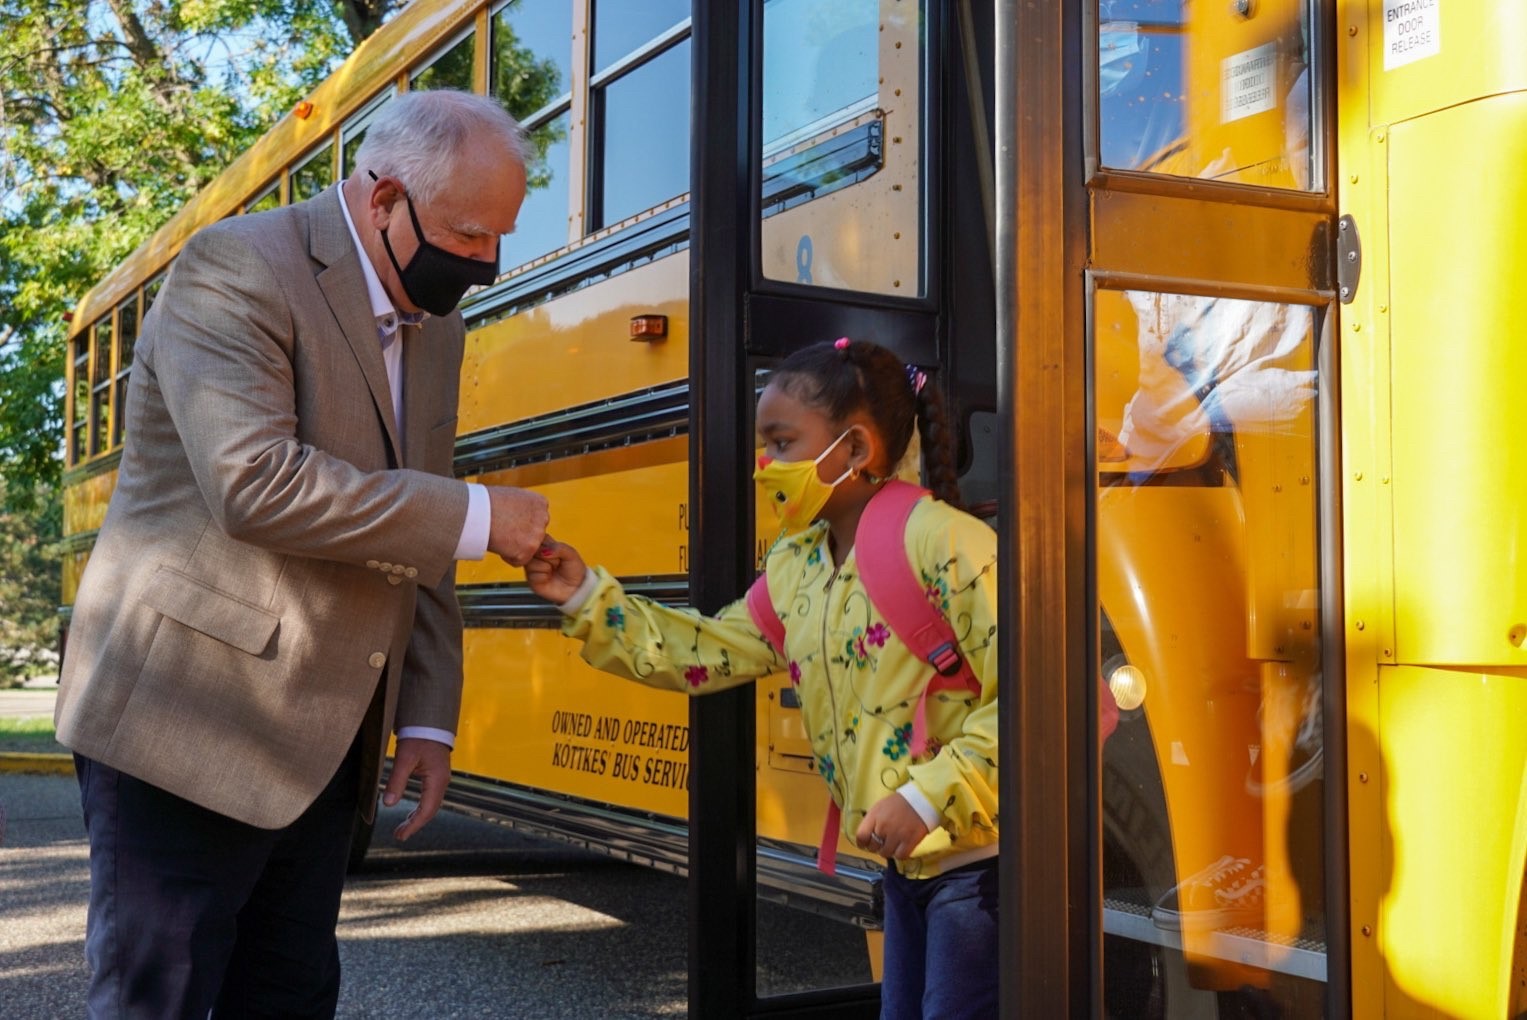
[
  {"x1": 880, "y1": 856, "x2": 1000, "y2": 1020},
  {"x1": 76, "y1": 735, "x2": 361, "y2": 1020}
]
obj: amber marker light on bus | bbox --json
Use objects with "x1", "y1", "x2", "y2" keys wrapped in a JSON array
[
  {"x1": 293, "y1": 101, "x2": 315, "y2": 120},
  {"x1": 629, "y1": 314, "x2": 668, "y2": 341}
]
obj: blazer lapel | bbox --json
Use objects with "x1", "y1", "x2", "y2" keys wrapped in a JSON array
[{"x1": 309, "y1": 184, "x2": 403, "y2": 464}]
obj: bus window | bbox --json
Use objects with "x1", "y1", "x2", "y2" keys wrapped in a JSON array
[
  {"x1": 759, "y1": 0, "x2": 920, "y2": 297},
  {"x1": 290, "y1": 140, "x2": 335, "y2": 203},
  {"x1": 143, "y1": 272, "x2": 163, "y2": 316},
  {"x1": 113, "y1": 294, "x2": 140, "y2": 448},
  {"x1": 411, "y1": 28, "x2": 476, "y2": 93},
  {"x1": 590, "y1": 6, "x2": 690, "y2": 229},
  {"x1": 90, "y1": 316, "x2": 113, "y2": 457},
  {"x1": 491, "y1": 0, "x2": 573, "y2": 271},
  {"x1": 505, "y1": 111, "x2": 570, "y2": 274},
  {"x1": 245, "y1": 183, "x2": 280, "y2": 214},
  {"x1": 591, "y1": 0, "x2": 687, "y2": 72},
  {"x1": 70, "y1": 332, "x2": 89, "y2": 465},
  {"x1": 341, "y1": 93, "x2": 392, "y2": 178},
  {"x1": 1098, "y1": 0, "x2": 1315, "y2": 190},
  {"x1": 1097, "y1": 289, "x2": 1326, "y2": 1006}
]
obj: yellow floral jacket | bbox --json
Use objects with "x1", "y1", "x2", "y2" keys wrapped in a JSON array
[{"x1": 562, "y1": 494, "x2": 999, "y2": 877}]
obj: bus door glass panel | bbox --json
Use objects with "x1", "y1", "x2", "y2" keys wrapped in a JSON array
[
  {"x1": 760, "y1": 0, "x2": 920, "y2": 297},
  {"x1": 91, "y1": 316, "x2": 113, "y2": 456},
  {"x1": 290, "y1": 141, "x2": 335, "y2": 204},
  {"x1": 411, "y1": 29, "x2": 475, "y2": 93},
  {"x1": 1099, "y1": 0, "x2": 1316, "y2": 191},
  {"x1": 113, "y1": 294, "x2": 140, "y2": 447},
  {"x1": 1096, "y1": 287, "x2": 1327, "y2": 1014},
  {"x1": 492, "y1": 0, "x2": 574, "y2": 272},
  {"x1": 590, "y1": 4, "x2": 690, "y2": 230}
]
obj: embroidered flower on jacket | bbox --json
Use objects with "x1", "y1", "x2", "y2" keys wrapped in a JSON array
[
  {"x1": 864, "y1": 622, "x2": 890, "y2": 648},
  {"x1": 816, "y1": 753, "x2": 836, "y2": 786},
  {"x1": 684, "y1": 665, "x2": 709, "y2": 687},
  {"x1": 788, "y1": 660, "x2": 802, "y2": 685},
  {"x1": 806, "y1": 545, "x2": 824, "y2": 566},
  {"x1": 604, "y1": 606, "x2": 626, "y2": 630},
  {"x1": 844, "y1": 626, "x2": 871, "y2": 668},
  {"x1": 922, "y1": 575, "x2": 952, "y2": 612},
  {"x1": 883, "y1": 722, "x2": 912, "y2": 761}
]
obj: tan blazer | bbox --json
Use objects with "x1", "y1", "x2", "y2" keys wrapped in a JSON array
[{"x1": 57, "y1": 185, "x2": 471, "y2": 829}]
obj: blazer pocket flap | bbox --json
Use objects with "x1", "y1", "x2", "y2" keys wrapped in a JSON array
[{"x1": 142, "y1": 566, "x2": 280, "y2": 656}]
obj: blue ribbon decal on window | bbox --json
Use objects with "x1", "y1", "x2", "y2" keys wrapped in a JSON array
[{"x1": 796, "y1": 235, "x2": 814, "y2": 284}]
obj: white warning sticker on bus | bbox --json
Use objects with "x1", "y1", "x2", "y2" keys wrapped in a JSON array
[
  {"x1": 1221, "y1": 42, "x2": 1277, "y2": 124},
  {"x1": 1384, "y1": 0, "x2": 1440, "y2": 70}
]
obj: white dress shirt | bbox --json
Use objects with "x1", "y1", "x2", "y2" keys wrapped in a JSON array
[{"x1": 340, "y1": 179, "x2": 490, "y2": 748}]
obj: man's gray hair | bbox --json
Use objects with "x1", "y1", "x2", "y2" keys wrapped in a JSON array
[{"x1": 353, "y1": 90, "x2": 527, "y2": 205}]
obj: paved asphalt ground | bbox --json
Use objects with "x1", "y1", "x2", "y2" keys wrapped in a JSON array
[{"x1": 0, "y1": 686, "x2": 874, "y2": 1018}]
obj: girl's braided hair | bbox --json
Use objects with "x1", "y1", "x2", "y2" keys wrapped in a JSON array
[{"x1": 772, "y1": 337, "x2": 962, "y2": 507}]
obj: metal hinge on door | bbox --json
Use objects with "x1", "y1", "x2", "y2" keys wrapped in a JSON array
[{"x1": 1337, "y1": 214, "x2": 1361, "y2": 304}]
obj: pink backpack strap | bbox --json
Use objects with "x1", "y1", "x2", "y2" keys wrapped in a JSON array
[
  {"x1": 745, "y1": 572, "x2": 786, "y2": 658},
  {"x1": 856, "y1": 480, "x2": 982, "y2": 758},
  {"x1": 749, "y1": 571, "x2": 841, "y2": 873}
]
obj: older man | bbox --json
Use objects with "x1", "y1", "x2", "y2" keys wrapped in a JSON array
[{"x1": 56, "y1": 90, "x2": 543, "y2": 1018}]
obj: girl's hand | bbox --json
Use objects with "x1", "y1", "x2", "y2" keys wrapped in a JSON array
[
  {"x1": 854, "y1": 795, "x2": 931, "y2": 861},
  {"x1": 525, "y1": 538, "x2": 589, "y2": 604}
]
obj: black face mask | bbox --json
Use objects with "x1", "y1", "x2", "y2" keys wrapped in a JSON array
[{"x1": 370, "y1": 171, "x2": 499, "y2": 316}]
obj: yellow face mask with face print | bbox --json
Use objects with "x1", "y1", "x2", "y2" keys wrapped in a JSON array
[{"x1": 753, "y1": 429, "x2": 854, "y2": 536}]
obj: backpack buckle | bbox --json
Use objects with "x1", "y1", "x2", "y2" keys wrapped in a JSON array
[{"x1": 929, "y1": 641, "x2": 964, "y2": 677}]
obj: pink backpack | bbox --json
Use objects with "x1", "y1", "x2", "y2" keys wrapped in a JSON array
[{"x1": 744, "y1": 480, "x2": 982, "y2": 874}]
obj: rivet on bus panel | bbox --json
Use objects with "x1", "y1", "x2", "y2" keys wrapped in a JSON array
[
  {"x1": 1362, "y1": 925, "x2": 1373, "y2": 936},
  {"x1": 1347, "y1": 24, "x2": 1358, "y2": 36},
  {"x1": 1359, "y1": 772, "x2": 1369, "y2": 783},
  {"x1": 1508, "y1": 624, "x2": 1527, "y2": 648},
  {"x1": 1355, "y1": 620, "x2": 1365, "y2": 630}
]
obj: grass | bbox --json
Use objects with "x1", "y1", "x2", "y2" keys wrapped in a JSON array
[{"x1": 0, "y1": 716, "x2": 66, "y2": 755}]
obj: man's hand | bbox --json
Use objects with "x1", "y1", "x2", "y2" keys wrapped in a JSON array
[
  {"x1": 854, "y1": 795, "x2": 931, "y2": 861},
  {"x1": 486, "y1": 485, "x2": 549, "y2": 565},
  {"x1": 525, "y1": 539, "x2": 589, "y2": 605},
  {"x1": 384, "y1": 737, "x2": 452, "y2": 842}
]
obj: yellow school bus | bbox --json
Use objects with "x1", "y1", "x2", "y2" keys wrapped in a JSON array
[{"x1": 59, "y1": 0, "x2": 1527, "y2": 1015}]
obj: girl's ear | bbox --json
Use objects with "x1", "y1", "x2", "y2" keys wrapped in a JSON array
[{"x1": 847, "y1": 421, "x2": 882, "y2": 474}]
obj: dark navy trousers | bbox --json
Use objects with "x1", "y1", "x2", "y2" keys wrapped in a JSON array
[
  {"x1": 75, "y1": 735, "x2": 362, "y2": 1019},
  {"x1": 879, "y1": 856, "x2": 1000, "y2": 1020}
]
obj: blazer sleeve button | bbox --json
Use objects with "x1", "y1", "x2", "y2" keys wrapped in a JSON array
[
  {"x1": 404, "y1": 567, "x2": 418, "y2": 578},
  {"x1": 368, "y1": 652, "x2": 386, "y2": 668},
  {"x1": 387, "y1": 575, "x2": 402, "y2": 586},
  {"x1": 366, "y1": 560, "x2": 380, "y2": 570}
]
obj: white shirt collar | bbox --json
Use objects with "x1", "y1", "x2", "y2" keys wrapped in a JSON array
[{"x1": 337, "y1": 178, "x2": 426, "y2": 336}]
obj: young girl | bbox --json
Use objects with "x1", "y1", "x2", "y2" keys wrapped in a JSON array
[{"x1": 527, "y1": 337, "x2": 999, "y2": 1019}]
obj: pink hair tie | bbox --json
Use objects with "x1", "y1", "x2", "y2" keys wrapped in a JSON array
[{"x1": 833, "y1": 337, "x2": 851, "y2": 350}]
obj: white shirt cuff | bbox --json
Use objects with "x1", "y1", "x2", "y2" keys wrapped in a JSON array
[
  {"x1": 557, "y1": 569, "x2": 601, "y2": 616},
  {"x1": 453, "y1": 483, "x2": 490, "y2": 560},
  {"x1": 397, "y1": 726, "x2": 455, "y2": 749},
  {"x1": 896, "y1": 781, "x2": 943, "y2": 831}
]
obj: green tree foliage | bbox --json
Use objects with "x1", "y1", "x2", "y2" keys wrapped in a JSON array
[
  {"x1": 0, "y1": 0, "x2": 401, "y2": 666},
  {"x1": 0, "y1": 478, "x2": 60, "y2": 686}
]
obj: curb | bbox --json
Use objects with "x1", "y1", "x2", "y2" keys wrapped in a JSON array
[{"x1": 0, "y1": 752, "x2": 74, "y2": 776}]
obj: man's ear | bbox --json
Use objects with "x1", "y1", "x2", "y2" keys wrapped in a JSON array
[{"x1": 367, "y1": 175, "x2": 404, "y2": 230}]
